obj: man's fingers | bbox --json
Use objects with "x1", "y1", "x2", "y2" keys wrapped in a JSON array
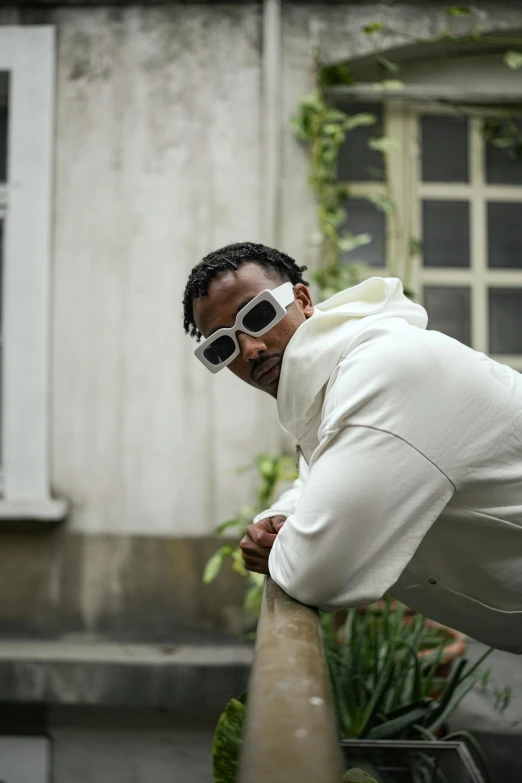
[
  {"x1": 240, "y1": 534, "x2": 271, "y2": 553},
  {"x1": 240, "y1": 522, "x2": 276, "y2": 551},
  {"x1": 240, "y1": 518, "x2": 282, "y2": 574},
  {"x1": 243, "y1": 558, "x2": 269, "y2": 575},
  {"x1": 247, "y1": 525, "x2": 276, "y2": 548},
  {"x1": 271, "y1": 515, "x2": 286, "y2": 533}
]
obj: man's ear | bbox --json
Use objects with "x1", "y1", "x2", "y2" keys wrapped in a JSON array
[{"x1": 293, "y1": 283, "x2": 314, "y2": 318}]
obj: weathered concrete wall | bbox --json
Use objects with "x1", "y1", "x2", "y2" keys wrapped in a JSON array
[
  {"x1": 296, "y1": 2, "x2": 522, "y2": 65},
  {"x1": 49, "y1": 5, "x2": 284, "y2": 539},
  {"x1": 0, "y1": 531, "x2": 250, "y2": 640}
]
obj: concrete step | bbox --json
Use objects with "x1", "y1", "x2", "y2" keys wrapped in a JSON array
[{"x1": 0, "y1": 639, "x2": 253, "y2": 719}]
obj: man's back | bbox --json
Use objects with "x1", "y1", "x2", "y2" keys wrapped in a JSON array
[
  {"x1": 340, "y1": 321, "x2": 522, "y2": 651},
  {"x1": 269, "y1": 315, "x2": 522, "y2": 652}
]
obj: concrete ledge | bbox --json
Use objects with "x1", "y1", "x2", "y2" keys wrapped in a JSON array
[
  {"x1": 0, "y1": 498, "x2": 68, "y2": 525},
  {"x1": 0, "y1": 640, "x2": 252, "y2": 719}
]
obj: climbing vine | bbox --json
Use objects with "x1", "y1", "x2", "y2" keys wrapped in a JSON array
[
  {"x1": 291, "y1": 5, "x2": 522, "y2": 300},
  {"x1": 290, "y1": 84, "x2": 378, "y2": 299}
]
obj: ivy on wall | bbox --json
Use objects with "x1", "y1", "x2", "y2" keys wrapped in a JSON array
[{"x1": 292, "y1": 5, "x2": 522, "y2": 300}]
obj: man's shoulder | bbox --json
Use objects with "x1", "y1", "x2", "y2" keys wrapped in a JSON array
[
  {"x1": 341, "y1": 321, "x2": 444, "y2": 384},
  {"x1": 320, "y1": 322, "x2": 454, "y2": 434}
]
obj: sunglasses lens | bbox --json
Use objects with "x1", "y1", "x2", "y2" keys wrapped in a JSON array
[
  {"x1": 203, "y1": 335, "x2": 236, "y2": 366},
  {"x1": 242, "y1": 300, "x2": 277, "y2": 333}
]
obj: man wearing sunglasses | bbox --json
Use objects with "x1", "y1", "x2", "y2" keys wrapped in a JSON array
[{"x1": 183, "y1": 242, "x2": 522, "y2": 653}]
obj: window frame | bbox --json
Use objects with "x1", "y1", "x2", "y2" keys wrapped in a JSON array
[
  {"x1": 406, "y1": 102, "x2": 522, "y2": 371},
  {"x1": 338, "y1": 96, "x2": 522, "y2": 371},
  {"x1": 0, "y1": 26, "x2": 66, "y2": 520}
]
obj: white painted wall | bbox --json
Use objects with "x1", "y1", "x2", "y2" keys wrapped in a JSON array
[{"x1": 51, "y1": 6, "x2": 281, "y2": 536}]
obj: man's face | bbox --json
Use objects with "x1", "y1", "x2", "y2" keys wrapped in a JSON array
[{"x1": 193, "y1": 262, "x2": 314, "y2": 398}]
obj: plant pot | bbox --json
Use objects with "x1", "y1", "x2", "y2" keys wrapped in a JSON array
[{"x1": 340, "y1": 739, "x2": 487, "y2": 783}]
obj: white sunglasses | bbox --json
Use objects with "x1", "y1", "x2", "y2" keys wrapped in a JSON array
[{"x1": 195, "y1": 281, "x2": 295, "y2": 373}]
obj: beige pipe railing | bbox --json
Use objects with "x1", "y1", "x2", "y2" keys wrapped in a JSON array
[{"x1": 238, "y1": 577, "x2": 343, "y2": 783}]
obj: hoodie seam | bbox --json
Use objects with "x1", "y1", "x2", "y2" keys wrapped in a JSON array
[{"x1": 321, "y1": 423, "x2": 457, "y2": 493}]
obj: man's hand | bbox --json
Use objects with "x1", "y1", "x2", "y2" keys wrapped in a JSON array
[{"x1": 240, "y1": 516, "x2": 286, "y2": 575}]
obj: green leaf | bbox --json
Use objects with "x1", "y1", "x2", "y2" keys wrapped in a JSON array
[
  {"x1": 343, "y1": 770, "x2": 379, "y2": 783},
  {"x1": 203, "y1": 545, "x2": 233, "y2": 583},
  {"x1": 425, "y1": 660, "x2": 476, "y2": 734},
  {"x1": 446, "y1": 6, "x2": 471, "y2": 16},
  {"x1": 212, "y1": 697, "x2": 246, "y2": 783},
  {"x1": 369, "y1": 193, "x2": 397, "y2": 215},
  {"x1": 214, "y1": 518, "x2": 242, "y2": 537},
  {"x1": 323, "y1": 123, "x2": 344, "y2": 135},
  {"x1": 244, "y1": 582, "x2": 263, "y2": 615},
  {"x1": 368, "y1": 701, "x2": 434, "y2": 739},
  {"x1": 459, "y1": 647, "x2": 492, "y2": 683},
  {"x1": 256, "y1": 453, "x2": 277, "y2": 476},
  {"x1": 363, "y1": 22, "x2": 385, "y2": 35},
  {"x1": 378, "y1": 80, "x2": 404, "y2": 91},
  {"x1": 408, "y1": 237, "x2": 422, "y2": 257},
  {"x1": 309, "y1": 230, "x2": 324, "y2": 246},
  {"x1": 319, "y1": 63, "x2": 355, "y2": 88},
  {"x1": 490, "y1": 136, "x2": 514, "y2": 149},
  {"x1": 231, "y1": 548, "x2": 248, "y2": 577},
  {"x1": 368, "y1": 136, "x2": 400, "y2": 154},
  {"x1": 358, "y1": 653, "x2": 396, "y2": 737},
  {"x1": 238, "y1": 504, "x2": 257, "y2": 520},
  {"x1": 344, "y1": 113, "x2": 377, "y2": 131},
  {"x1": 376, "y1": 55, "x2": 400, "y2": 74},
  {"x1": 504, "y1": 50, "x2": 522, "y2": 70},
  {"x1": 248, "y1": 571, "x2": 265, "y2": 587},
  {"x1": 338, "y1": 233, "x2": 372, "y2": 252}
]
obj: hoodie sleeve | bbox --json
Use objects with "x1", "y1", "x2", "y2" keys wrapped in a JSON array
[
  {"x1": 252, "y1": 455, "x2": 309, "y2": 524},
  {"x1": 268, "y1": 424, "x2": 454, "y2": 610}
]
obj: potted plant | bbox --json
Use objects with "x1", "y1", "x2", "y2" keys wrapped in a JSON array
[{"x1": 211, "y1": 666, "x2": 498, "y2": 783}]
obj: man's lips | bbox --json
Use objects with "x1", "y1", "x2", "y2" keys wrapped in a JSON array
[{"x1": 253, "y1": 356, "x2": 281, "y2": 383}]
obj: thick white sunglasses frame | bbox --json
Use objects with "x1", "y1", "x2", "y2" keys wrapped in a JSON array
[{"x1": 195, "y1": 281, "x2": 295, "y2": 373}]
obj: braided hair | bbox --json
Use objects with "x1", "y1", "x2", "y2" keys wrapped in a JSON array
[{"x1": 183, "y1": 242, "x2": 309, "y2": 341}]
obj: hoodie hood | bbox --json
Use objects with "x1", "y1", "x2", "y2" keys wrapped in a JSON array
[{"x1": 276, "y1": 277, "x2": 428, "y2": 448}]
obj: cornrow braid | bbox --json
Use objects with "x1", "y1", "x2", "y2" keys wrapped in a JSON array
[{"x1": 183, "y1": 242, "x2": 309, "y2": 341}]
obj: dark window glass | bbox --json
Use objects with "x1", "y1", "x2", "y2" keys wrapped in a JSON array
[
  {"x1": 424, "y1": 286, "x2": 471, "y2": 346},
  {"x1": 337, "y1": 103, "x2": 384, "y2": 182},
  {"x1": 421, "y1": 115, "x2": 469, "y2": 183},
  {"x1": 488, "y1": 288, "x2": 522, "y2": 354},
  {"x1": 487, "y1": 202, "x2": 522, "y2": 269},
  {"x1": 340, "y1": 198, "x2": 386, "y2": 267},
  {"x1": 422, "y1": 200, "x2": 470, "y2": 268},
  {"x1": 486, "y1": 118, "x2": 522, "y2": 185}
]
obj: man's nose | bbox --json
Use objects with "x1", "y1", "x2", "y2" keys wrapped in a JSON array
[{"x1": 237, "y1": 331, "x2": 267, "y2": 362}]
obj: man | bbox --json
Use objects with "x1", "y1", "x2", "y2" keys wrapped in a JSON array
[{"x1": 183, "y1": 241, "x2": 522, "y2": 653}]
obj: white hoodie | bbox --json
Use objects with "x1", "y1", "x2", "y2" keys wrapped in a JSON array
[{"x1": 255, "y1": 277, "x2": 522, "y2": 653}]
